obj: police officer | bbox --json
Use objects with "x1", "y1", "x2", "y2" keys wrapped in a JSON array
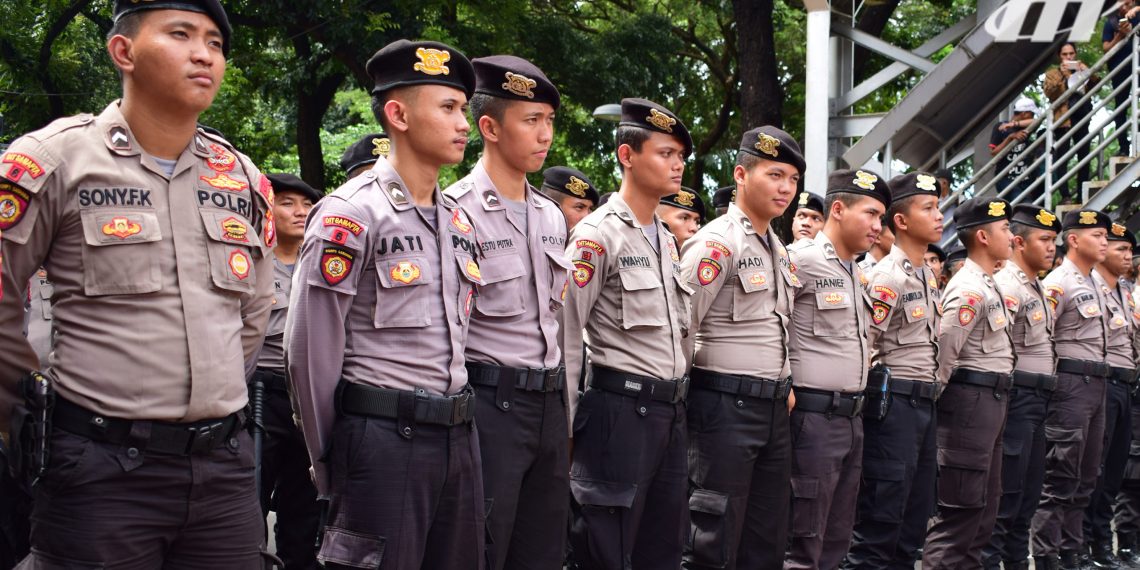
[
  {"x1": 1115, "y1": 271, "x2": 1140, "y2": 566},
  {"x1": 713, "y1": 185, "x2": 735, "y2": 217},
  {"x1": 858, "y1": 224, "x2": 895, "y2": 272},
  {"x1": 785, "y1": 169, "x2": 890, "y2": 570},
  {"x1": 1083, "y1": 222, "x2": 1138, "y2": 567},
  {"x1": 442, "y1": 54, "x2": 571, "y2": 570},
  {"x1": 922, "y1": 197, "x2": 1015, "y2": 568},
  {"x1": 286, "y1": 39, "x2": 485, "y2": 569},
  {"x1": 562, "y1": 98, "x2": 692, "y2": 569},
  {"x1": 253, "y1": 173, "x2": 322, "y2": 570},
  {"x1": 844, "y1": 171, "x2": 944, "y2": 569},
  {"x1": 339, "y1": 132, "x2": 390, "y2": 180},
  {"x1": 945, "y1": 247, "x2": 968, "y2": 281},
  {"x1": 792, "y1": 191, "x2": 825, "y2": 242},
  {"x1": 925, "y1": 244, "x2": 946, "y2": 283},
  {"x1": 1032, "y1": 209, "x2": 1113, "y2": 570},
  {"x1": 984, "y1": 205, "x2": 1060, "y2": 570},
  {"x1": 657, "y1": 187, "x2": 705, "y2": 248},
  {"x1": 540, "y1": 166, "x2": 599, "y2": 231},
  {"x1": 679, "y1": 126, "x2": 804, "y2": 570},
  {"x1": 22, "y1": 269, "x2": 52, "y2": 364},
  {"x1": 0, "y1": 1, "x2": 273, "y2": 566}
]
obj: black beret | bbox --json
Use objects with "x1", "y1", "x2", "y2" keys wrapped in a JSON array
[
  {"x1": 366, "y1": 40, "x2": 475, "y2": 98},
  {"x1": 927, "y1": 243, "x2": 947, "y2": 262},
  {"x1": 473, "y1": 55, "x2": 559, "y2": 109},
  {"x1": 619, "y1": 98, "x2": 693, "y2": 157},
  {"x1": 541, "y1": 166, "x2": 598, "y2": 204},
  {"x1": 598, "y1": 192, "x2": 616, "y2": 207},
  {"x1": 888, "y1": 171, "x2": 941, "y2": 202},
  {"x1": 713, "y1": 185, "x2": 735, "y2": 209},
  {"x1": 946, "y1": 247, "x2": 967, "y2": 264},
  {"x1": 114, "y1": 0, "x2": 231, "y2": 56},
  {"x1": 955, "y1": 197, "x2": 1011, "y2": 230},
  {"x1": 340, "y1": 133, "x2": 390, "y2": 175},
  {"x1": 1109, "y1": 222, "x2": 1137, "y2": 247},
  {"x1": 1061, "y1": 208, "x2": 1112, "y2": 231},
  {"x1": 1010, "y1": 204, "x2": 1061, "y2": 232},
  {"x1": 826, "y1": 169, "x2": 892, "y2": 208},
  {"x1": 795, "y1": 191, "x2": 824, "y2": 214},
  {"x1": 660, "y1": 187, "x2": 706, "y2": 221},
  {"x1": 738, "y1": 126, "x2": 805, "y2": 174},
  {"x1": 265, "y1": 173, "x2": 322, "y2": 204}
]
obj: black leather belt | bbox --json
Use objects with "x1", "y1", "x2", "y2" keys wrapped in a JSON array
[
  {"x1": 1012, "y1": 370, "x2": 1058, "y2": 392},
  {"x1": 466, "y1": 362, "x2": 565, "y2": 393},
  {"x1": 53, "y1": 397, "x2": 240, "y2": 456},
  {"x1": 589, "y1": 366, "x2": 689, "y2": 404},
  {"x1": 1110, "y1": 366, "x2": 1137, "y2": 385},
  {"x1": 793, "y1": 388, "x2": 865, "y2": 417},
  {"x1": 888, "y1": 377, "x2": 940, "y2": 402},
  {"x1": 689, "y1": 368, "x2": 792, "y2": 401},
  {"x1": 252, "y1": 368, "x2": 288, "y2": 392},
  {"x1": 338, "y1": 381, "x2": 475, "y2": 427},
  {"x1": 950, "y1": 368, "x2": 1013, "y2": 393},
  {"x1": 1057, "y1": 358, "x2": 1111, "y2": 378}
]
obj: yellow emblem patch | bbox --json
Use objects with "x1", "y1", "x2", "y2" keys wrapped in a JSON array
[
  {"x1": 1035, "y1": 209, "x2": 1056, "y2": 227},
  {"x1": 754, "y1": 133, "x2": 781, "y2": 158},
  {"x1": 465, "y1": 259, "x2": 482, "y2": 281},
  {"x1": 390, "y1": 261, "x2": 422, "y2": 284},
  {"x1": 102, "y1": 216, "x2": 142, "y2": 239},
  {"x1": 413, "y1": 47, "x2": 451, "y2": 76},
  {"x1": 565, "y1": 176, "x2": 589, "y2": 198},
  {"x1": 1113, "y1": 223, "x2": 1127, "y2": 237},
  {"x1": 1080, "y1": 211, "x2": 1098, "y2": 225},
  {"x1": 988, "y1": 201, "x2": 1006, "y2": 217},
  {"x1": 229, "y1": 250, "x2": 251, "y2": 280},
  {"x1": 853, "y1": 170, "x2": 878, "y2": 190},
  {"x1": 798, "y1": 193, "x2": 810, "y2": 206},
  {"x1": 502, "y1": 72, "x2": 537, "y2": 98},
  {"x1": 916, "y1": 174, "x2": 937, "y2": 191},
  {"x1": 645, "y1": 109, "x2": 676, "y2": 133},
  {"x1": 372, "y1": 137, "x2": 391, "y2": 157},
  {"x1": 675, "y1": 191, "x2": 695, "y2": 207}
]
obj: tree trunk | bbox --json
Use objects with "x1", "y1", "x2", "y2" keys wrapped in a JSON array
[
  {"x1": 295, "y1": 72, "x2": 345, "y2": 191},
  {"x1": 853, "y1": 0, "x2": 903, "y2": 81},
  {"x1": 734, "y1": 0, "x2": 782, "y2": 129}
]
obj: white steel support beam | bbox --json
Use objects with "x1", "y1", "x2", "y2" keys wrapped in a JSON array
[{"x1": 804, "y1": 0, "x2": 831, "y2": 195}]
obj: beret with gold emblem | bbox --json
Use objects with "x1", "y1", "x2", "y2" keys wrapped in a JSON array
[
  {"x1": 619, "y1": 98, "x2": 693, "y2": 157},
  {"x1": 265, "y1": 173, "x2": 322, "y2": 204},
  {"x1": 826, "y1": 168, "x2": 892, "y2": 208},
  {"x1": 1010, "y1": 204, "x2": 1060, "y2": 232},
  {"x1": 660, "y1": 187, "x2": 706, "y2": 222},
  {"x1": 1061, "y1": 208, "x2": 1111, "y2": 231},
  {"x1": 954, "y1": 196, "x2": 1011, "y2": 230},
  {"x1": 795, "y1": 191, "x2": 824, "y2": 214},
  {"x1": 472, "y1": 55, "x2": 559, "y2": 109},
  {"x1": 713, "y1": 185, "x2": 735, "y2": 209},
  {"x1": 114, "y1": 0, "x2": 231, "y2": 56},
  {"x1": 1108, "y1": 221, "x2": 1137, "y2": 247},
  {"x1": 738, "y1": 126, "x2": 806, "y2": 174},
  {"x1": 366, "y1": 39, "x2": 475, "y2": 98},
  {"x1": 888, "y1": 171, "x2": 941, "y2": 202},
  {"x1": 541, "y1": 166, "x2": 599, "y2": 204},
  {"x1": 339, "y1": 132, "x2": 390, "y2": 175}
]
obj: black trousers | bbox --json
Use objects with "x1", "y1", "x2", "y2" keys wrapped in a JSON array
[
  {"x1": 1110, "y1": 64, "x2": 1134, "y2": 154},
  {"x1": 474, "y1": 387, "x2": 569, "y2": 570},
  {"x1": 844, "y1": 394, "x2": 937, "y2": 570},
  {"x1": 984, "y1": 386, "x2": 1050, "y2": 567},
  {"x1": 1085, "y1": 379, "x2": 1133, "y2": 543},
  {"x1": 0, "y1": 442, "x2": 30, "y2": 570},
  {"x1": 682, "y1": 387, "x2": 790, "y2": 570},
  {"x1": 1114, "y1": 390, "x2": 1140, "y2": 536},
  {"x1": 567, "y1": 388, "x2": 689, "y2": 570}
]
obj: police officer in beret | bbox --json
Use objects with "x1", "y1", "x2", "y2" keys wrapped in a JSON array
[
  {"x1": 1083, "y1": 222, "x2": 1138, "y2": 567},
  {"x1": 925, "y1": 243, "x2": 946, "y2": 281},
  {"x1": 1115, "y1": 272, "x2": 1140, "y2": 567},
  {"x1": 287, "y1": 39, "x2": 485, "y2": 569},
  {"x1": 844, "y1": 171, "x2": 944, "y2": 569},
  {"x1": 657, "y1": 187, "x2": 705, "y2": 248},
  {"x1": 792, "y1": 191, "x2": 825, "y2": 243},
  {"x1": 562, "y1": 98, "x2": 693, "y2": 569},
  {"x1": 713, "y1": 185, "x2": 735, "y2": 217},
  {"x1": 1032, "y1": 209, "x2": 1113, "y2": 570},
  {"x1": 0, "y1": 0, "x2": 274, "y2": 566},
  {"x1": 339, "y1": 132, "x2": 390, "y2": 180},
  {"x1": 984, "y1": 205, "x2": 1059, "y2": 570},
  {"x1": 541, "y1": 166, "x2": 598, "y2": 231},
  {"x1": 442, "y1": 54, "x2": 572, "y2": 570},
  {"x1": 680, "y1": 126, "x2": 803, "y2": 570},
  {"x1": 945, "y1": 247, "x2": 968, "y2": 281},
  {"x1": 785, "y1": 169, "x2": 890, "y2": 570},
  {"x1": 253, "y1": 173, "x2": 321, "y2": 570}
]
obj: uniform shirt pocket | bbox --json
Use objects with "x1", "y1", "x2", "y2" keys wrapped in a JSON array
[
  {"x1": 619, "y1": 268, "x2": 667, "y2": 329},
  {"x1": 895, "y1": 302, "x2": 930, "y2": 345},
  {"x1": 374, "y1": 256, "x2": 434, "y2": 328},
  {"x1": 198, "y1": 209, "x2": 258, "y2": 295},
  {"x1": 78, "y1": 209, "x2": 162, "y2": 295},
  {"x1": 732, "y1": 269, "x2": 775, "y2": 322},
  {"x1": 811, "y1": 289, "x2": 851, "y2": 337},
  {"x1": 475, "y1": 253, "x2": 526, "y2": 317},
  {"x1": 546, "y1": 248, "x2": 573, "y2": 310},
  {"x1": 981, "y1": 309, "x2": 1009, "y2": 353}
]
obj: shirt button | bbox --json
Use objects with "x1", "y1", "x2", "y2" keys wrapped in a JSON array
[
  {"x1": 736, "y1": 400, "x2": 745, "y2": 408},
  {"x1": 402, "y1": 427, "x2": 413, "y2": 436},
  {"x1": 126, "y1": 447, "x2": 139, "y2": 459},
  {"x1": 501, "y1": 401, "x2": 511, "y2": 411},
  {"x1": 229, "y1": 437, "x2": 239, "y2": 449},
  {"x1": 638, "y1": 406, "x2": 647, "y2": 414}
]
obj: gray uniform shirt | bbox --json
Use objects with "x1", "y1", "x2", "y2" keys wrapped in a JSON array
[
  {"x1": 562, "y1": 193, "x2": 692, "y2": 422},
  {"x1": 24, "y1": 268, "x2": 53, "y2": 365},
  {"x1": 257, "y1": 258, "x2": 293, "y2": 372},
  {"x1": 936, "y1": 258, "x2": 1015, "y2": 384},
  {"x1": 788, "y1": 232, "x2": 873, "y2": 392},
  {"x1": 1044, "y1": 257, "x2": 1109, "y2": 362},
  {"x1": 866, "y1": 245, "x2": 941, "y2": 383},
  {"x1": 681, "y1": 203, "x2": 795, "y2": 378},
  {"x1": 286, "y1": 157, "x2": 482, "y2": 496},
  {"x1": 0, "y1": 101, "x2": 274, "y2": 430},
  {"x1": 444, "y1": 161, "x2": 570, "y2": 370},
  {"x1": 995, "y1": 260, "x2": 1057, "y2": 375},
  {"x1": 1094, "y1": 270, "x2": 1136, "y2": 368}
]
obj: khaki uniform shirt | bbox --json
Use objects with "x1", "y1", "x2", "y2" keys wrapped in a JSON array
[
  {"x1": 286, "y1": 157, "x2": 481, "y2": 495},
  {"x1": 937, "y1": 258, "x2": 1015, "y2": 384},
  {"x1": 256, "y1": 258, "x2": 293, "y2": 372},
  {"x1": 866, "y1": 245, "x2": 941, "y2": 383},
  {"x1": 995, "y1": 260, "x2": 1057, "y2": 375},
  {"x1": 681, "y1": 204, "x2": 795, "y2": 378},
  {"x1": 1127, "y1": 281, "x2": 1140, "y2": 363},
  {"x1": 1044, "y1": 257, "x2": 1109, "y2": 362},
  {"x1": 562, "y1": 193, "x2": 691, "y2": 421},
  {"x1": 443, "y1": 161, "x2": 570, "y2": 370},
  {"x1": 1094, "y1": 270, "x2": 1136, "y2": 369},
  {"x1": 24, "y1": 268, "x2": 53, "y2": 365},
  {"x1": 0, "y1": 101, "x2": 274, "y2": 431},
  {"x1": 787, "y1": 232, "x2": 873, "y2": 392}
]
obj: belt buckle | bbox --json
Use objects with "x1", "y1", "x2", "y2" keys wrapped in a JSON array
[
  {"x1": 675, "y1": 377, "x2": 690, "y2": 402},
  {"x1": 747, "y1": 379, "x2": 766, "y2": 399},
  {"x1": 186, "y1": 420, "x2": 225, "y2": 454},
  {"x1": 451, "y1": 392, "x2": 472, "y2": 425}
]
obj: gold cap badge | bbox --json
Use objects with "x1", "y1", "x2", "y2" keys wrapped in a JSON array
[
  {"x1": 1035, "y1": 209, "x2": 1056, "y2": 227},
  {"x1": 502, "y1": 72, "x2": 537, "y2": 99},
  {"x1": 413, "y1": 47, "x2": 451, "y2": 76},
  {"x1": 853, "y1": 170, "x2": 878, "y2": 190},
  {"x1": 646, "y1": 109, "x2": 676, "y2": 133},
  {"x1": 1080, "y1": 211, "x2": 1098, "y2": 225},
  {"x1": 1113, "y1": 223, "x2": 1127, "y2": 237},
  {"x1": 372, "y1": 137, "x2": 391, "y2": 157},
  {"x1": 798, "y1": 192, "x2": 810, "y2": 206},
  {"x1": 754, "y1": 133, "x2": 780, "y2": 158},
  {"x1": 676, "y1": 191, "x2": 695, "y2": 207},
  {"x1": 565, "y1": 176, "x2": 589, "y2": 198},
  {"x1": 916, "y1": 174, "x2": 937, "y2": 191},
  {"x1": 988, "y1": 201, "x2": 1006, "y2": 217}
]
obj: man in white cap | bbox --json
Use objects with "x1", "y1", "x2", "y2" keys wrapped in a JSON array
[{"x1": 989, "y1": 97, "x2": 1041, "y2": 197}]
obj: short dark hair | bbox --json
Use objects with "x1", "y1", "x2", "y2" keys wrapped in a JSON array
[
  {"x1": 1010, "y1": 221, "x2": 1035, "y2": 240},
  {"x1": 824, "y1": 191, "x2": 864, "y2": 221},
  {"x1": 958, "y1": 228, "x2": 978, "y2": 250},
  {"x1": 370, "y1": 86, "x2": 416, "y2": 131},
  {"x1": 469, "y1": 93, "x2": 510, "y2": 128},
  {"x1": 106, "y1": 12, "x2": 143, "y2": 42},
  {"x1": 615, "y1": 126, "x2": 652, "y2": 171},
  {"x1": 885, "y1": 195, "x2": 920, "y2": 233}
]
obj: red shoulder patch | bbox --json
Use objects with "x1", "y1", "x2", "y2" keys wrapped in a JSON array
[
  {"x1": 0, "y1": 182, "x2": 31, "y2": 231},
  {"x1": 697, "y1": 258, "x2": 723, "y2": 286},
  {"x1": 321, "y1": 247, "x2": 355, "y2": 286},
  {"x1": 573, "y1": 260, "x2": 595, "y2": 288},
  {"x1": 2, "y1": 152, "x2": 44, "y2": 184}
]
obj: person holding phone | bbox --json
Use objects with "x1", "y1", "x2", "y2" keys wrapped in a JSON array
[{"x1": 1044, "y1": 43, "x2": 1099, "y2": 204}]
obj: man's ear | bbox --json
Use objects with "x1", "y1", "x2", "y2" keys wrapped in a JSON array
[
  {"x1": 107, "y1": 35, "x2": 135, "y2": 76},
  {"x1": 617, "y1": 144, "x2": 634, "y2": 170}
]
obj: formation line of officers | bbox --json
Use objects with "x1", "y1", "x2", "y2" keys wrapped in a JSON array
[{"x1": 3, "y1": 2, "x2": 1140, "y2": 570}]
